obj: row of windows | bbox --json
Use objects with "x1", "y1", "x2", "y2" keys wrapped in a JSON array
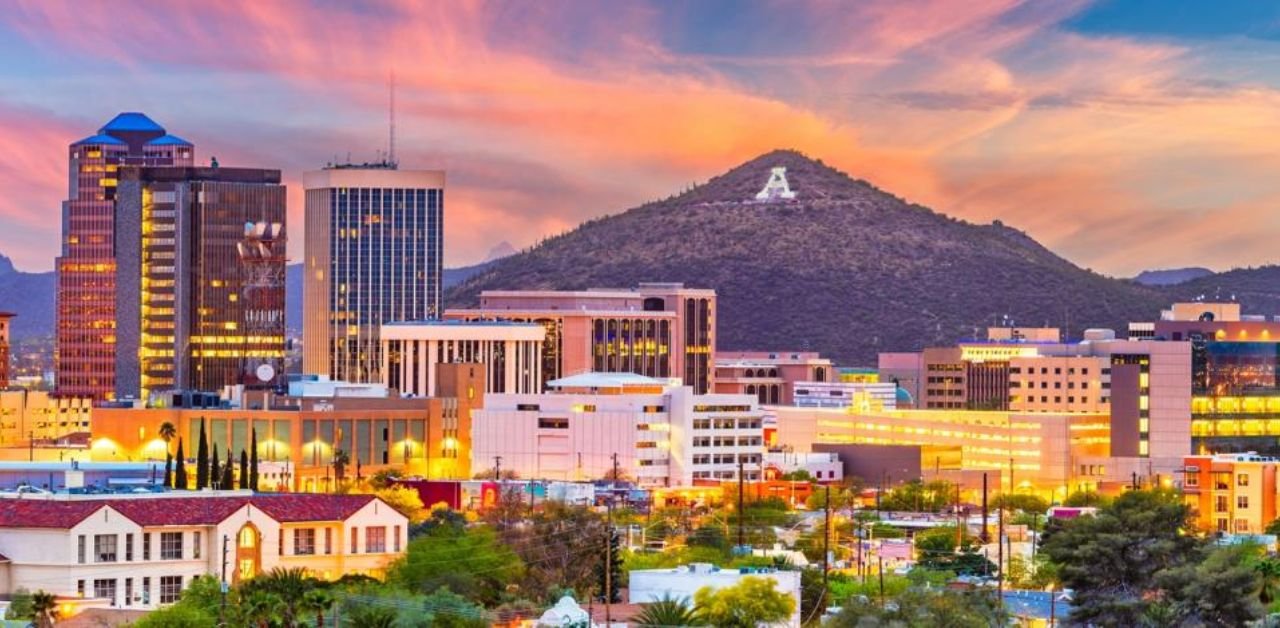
[
  {"x1": 692, "y1": 436, "x2": 763, "y2": 448},
  {"x1": 691, "y1": 418, "x2": 761, "y2": 430},
  {"x1": 79, "y1": 531, "x2": 190, "y2": 564},
  {"x1": 79, "y1": 575, "x2": 182, "y2": 606},
  {"x1": 283, "y1": 526, "x2": 399, "y2": 556},
  {"x1": 691, "y1": 453, "x2": 762, "y2": 465}
]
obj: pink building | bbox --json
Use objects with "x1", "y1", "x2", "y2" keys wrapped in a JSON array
[
  {"x1": 446, "y1": 283, "x2": 715, "y2": 393},
  {"x1": 714, "y1": 351, "x2": 833, "y2": 405}
]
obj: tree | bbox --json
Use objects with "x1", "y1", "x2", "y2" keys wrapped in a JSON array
[
  {"x1": 368, "y1": 467, "x2": 403, "y2": 490},
  {"x1": 222, "y1": 448, "x2": 234, "y2": 490},
  {"x1": 239, "y1": 449, "x2": 250, "y2": 490},
  {"x1": 346, "y1": 604, "x2": 397, "y2": 628},
  {"x1": 688, "y1": 523, "x2": 729, "y2": 551},
  {"x1": 1041, "y1": 489, "x2": 1202, "y2": 626},
  {"x1": 210, "y1": 443, "x2": 222, "y2": 489},
  {"x1": 196, "y1": 418, "x2": 209, "y2": 489},
  {"x1": 163, "y1": 452, "x2": 173, "y2": 489},
  {"x1": 780, "y1": 469, "x2": 812, "y2": 482},
  {"x1": 241, "y1": 589, "x2": 284, "y2": 628},
  {"x1": 174, "y1": 437, "x2": 188, "y2": 489},
  {"x1": 693, "y1": 576, "x2": 795, "y2": 628},
  {"x1": 417, "y1": 587, "x2": 491, "y2": 627},
  {"x1": 333, "y1": 448, "x2": 351, "y2": 482},
  {"x1": 240, "y1": 567, "x2": 317, "y2": 627},
  {"x1": 375, "y1": 485, "x2": 427, "y2": 523},
  {"x1": 301, "y1": 588, "x2": 335, "y2": 628},
  {"x1": 132, "y1": 604, "x2": 217, "y2": 628},
  {"x1": 1157, "y1": 543, "x2": 1264, "y2": 626},
  {"x1": 30, "y1": 590, "x2": 58, "y2": 628},
  {"x1": 158, "y1": 421, "x2": 177, "y2": 451},
  {"x1": 595, "y1": 527, "x2": 623, "y2": 603},
  {"x1": 388, "y1": 524, "x2": 524, "y2": 606},
  {"x1": 4, "y1": 588, "x2": 33, "y2": 621},
  {"x1": 826, "y1": 587, "x2": 1003, "y2": 627},
  {"x1": 878, "y1": 479, "x2": 955, "y2": 512},
  {"x1": 249, "y1": 427, "x2": 260, "y2": 491},
  {"x1": 991, "y1": 493, "x2": 1050, "y2": 514},
  {"x1": 633, "y1": 595, "x2": 703, "y2": 627}
]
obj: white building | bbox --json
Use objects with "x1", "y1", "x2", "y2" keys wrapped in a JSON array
[
  {"x1": 792, "y1": 381, "x2": 898, "y2": 410},
  {"x1": 630, "y1": 563, "x2": 802, "y2": 627},
  {"x1": 0, "y1": 491, "x2": 407, "y2": 610},
  {"x1": 472, "y1": 372, "x2": 765, "y2": 487},
  {"x1": 380, "y1": 320, "x2": 545, "y2": 396},
  {"x1": 763, "y1": 451, "x2": 843, "y2": 482}
]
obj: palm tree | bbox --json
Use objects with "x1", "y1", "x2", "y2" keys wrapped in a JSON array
[
  {"x1": 1256, "y1": 557, "x2": 1280, "y2": 604},
  {"x1": 301, "y1": 588, "x2": 335, "y2": 627},
  {"x1": 158, "y1": 421, "x2": 177, "y2": 451},
  {"x1": 633, "y1": 595, "x2": 703, "y2": 627},
  {"x1": 243, "y1": 566, "x2": 315, "y2": 626},
  {"x1": 242, "y1": 589, "x2": 285, "y2": 628},
  {"x1": 30, "y1": 590, "x2": 58, "y2": 628},
  {"x1": 333, "y1": 449, "x2": 351, "y2": 482},
  {"x1": 347, "y1": 604, "x2": 397, "y2": 628}
]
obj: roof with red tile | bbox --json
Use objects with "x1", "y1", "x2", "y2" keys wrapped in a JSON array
[{"x1": 0, "y1": 494, "x2": 381, "y2": 529}]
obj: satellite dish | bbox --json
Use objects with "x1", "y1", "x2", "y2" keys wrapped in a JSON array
[{"x1": 255, "y1": 363, "x2": 276, "y2": 383}]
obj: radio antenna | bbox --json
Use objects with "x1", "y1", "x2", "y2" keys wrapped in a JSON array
[{"x1": 388, "y1": 69, "x2": 397, "y2": 168}]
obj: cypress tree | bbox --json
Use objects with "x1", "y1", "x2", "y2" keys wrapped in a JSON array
[
  {"x1": 163, "y1": 452, "x2": 173, "y2": 489},
  {"x1": 174, "y1": 438, "x2": 187, "y2": 489},
  {"x1": 249, "y1": 428, "x2": 260, "y2": 491},
  {"x1": 210, "y1": 443, "x2": 221, "y2": 489},
  {"x1": 196, "y1": 418, "x2": 209, "y2": 489},
  {"x1": 595, "y1": 527, "x2": 623, "y2": 603},
  {"x1": 222, "y1": 449, "x2": 234, "y2": 490},
  {"x1": 239, "y1": 450, "x2": 249, "y2": 491}
]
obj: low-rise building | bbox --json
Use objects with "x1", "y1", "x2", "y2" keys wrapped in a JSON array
[
  {"x1": 472, "y1": 372, "x2": 765, "y2": 487},
  {"x1": 629, "y1": 563, "x2": 802, "y2": 627},
  {"x1": 1183, "y1": 452, "x2": 1279, "y2": 535},
  {"x1": 714, "y1": 351, "x2": 834, "y2": 406},
  {"x1": 0, "y1": 389, "x2": 93, "y2": 447},
  {"x1": 380, "y1": 320, "x2": 545, "y2": 396},
  {"x1": 792, "y1": 380, "x2": 899, "y2": 410},
  {"x1": 0, "y1": 491, "x2": 407, "y2": 610}
]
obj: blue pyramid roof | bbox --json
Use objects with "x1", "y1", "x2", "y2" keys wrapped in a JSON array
[
  {"x1": 147, "y1": 134, "x2": 192, "y2": 146},
  {"x1": 72, "y1": 133, "x2": 127, "y2": 146},
  {"x1": 100, "y1": 112, "x2": 165, "y2": 134}
]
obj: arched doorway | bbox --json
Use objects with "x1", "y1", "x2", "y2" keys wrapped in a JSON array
[{"x1": 234, "y1": 523, "x2": 262, "y2": 584}]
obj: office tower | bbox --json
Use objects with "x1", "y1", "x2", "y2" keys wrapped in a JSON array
[
  {"x1": 56, "y1": 113, "x2": 194, "y2": 401},
  {"x1": 446, "y1": 283, "x2": 717, "y2": 393},
  {"x1": 303, "y1": 166, "x2": 445, "y2": 383},
  {"x1": 114, "y1": 166, "x2": 286, "y2": 400}
]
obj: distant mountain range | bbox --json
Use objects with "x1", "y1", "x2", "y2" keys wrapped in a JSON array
[
  {"x1": 446, "y1": 150, "x2": 1280, "y2": 365},
  {"x1": 4, "y1": 157, "x2": 1278, "y2": 365}
]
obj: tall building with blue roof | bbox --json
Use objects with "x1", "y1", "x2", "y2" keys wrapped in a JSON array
[{"x1": 56, "y1": 113, "x2": 194, "y2": 401}]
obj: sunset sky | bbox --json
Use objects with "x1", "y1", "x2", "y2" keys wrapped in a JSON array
[{"x1": 1, "y1": 1, "x2": 1279, "y2": 276}]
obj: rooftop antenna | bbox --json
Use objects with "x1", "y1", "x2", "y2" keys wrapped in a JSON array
[{"x1": 388, "y1": 69, "x2": 397, "y2": 167}]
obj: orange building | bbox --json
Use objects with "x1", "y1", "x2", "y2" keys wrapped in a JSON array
[
  {"x1": 1183, "y1": 453, "x2": 1279, "y2": 535},
  {"x1": 89, "y1": 363, "x2": 483, "y2": 490}
]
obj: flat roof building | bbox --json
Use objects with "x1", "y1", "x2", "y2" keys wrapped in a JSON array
[{"x1": 380, "y1": 320, "x2": 545, "y2": 396}]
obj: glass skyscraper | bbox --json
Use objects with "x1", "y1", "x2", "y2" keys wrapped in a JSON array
[
  {"x1": 302, "y1": 165, "x2": 445, "y2": 383},
  {"x1": 57, "y1": 113, "x2": 194, "y2": 401}
]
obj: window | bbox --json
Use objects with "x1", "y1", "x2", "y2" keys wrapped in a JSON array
[
  {"x1": 279, "y1": 529, "x2": 284, "y2": 556},
  {"x1": 325, "y1": 528, "x2": 333, "y2": 555},
  {"x1": 1216, "y1": 495, "x2": 1229, "y2": 513},
  {"x1": 125, "y1": 578, "x2": 133, "y2": 606},
  {"x1": 143, "y1": 533, "x2": 151, "y2": 561},
  {"x1": 351, "y1": 528, "x2": 359, "y2": 554},
  {"x1": 1238, "y1": 474, "x2": 1250, "y2": 487},
  {"x1": 78, "y1": 535, "x2": 86, "y2": 564},
  {"x1": 95, "y1": 534, "x2": 118, "y2": 563},
  {"x1": 1238, "y1": 495, "x2": 1249, "y2": 509},
  {"x1": 159, "y1": 576, "x2": 182, "y2": 604},
  {"x1": 142, "y1": 577, "x2": 150, "y2": 605},
  {"x1": 394, "y1": 525, "x2": 401, "y2": 552},
  {"x1": 193, "y1": 532, "x2": 201, "y2": 559},
  {"x1": 160, "y1": 532, "x2": 183, "y2": 560},
  {"x1": 1186, "y1": 473, "x2": 1199, "y2": 487},
  {"x1": 126, "y1": 534, "x2": 134, "y2": 561},
  {"x1": 692, "y1": 419, "x2": 710, "y2": 430},
  {"x1": 538, "y1": 417, "x2": 569, "y2": 429},
  {"x1": 93, "y1": 579, "x2": 117, "y2": 602},
  {"x1": 294, "y1": 529, "x2": 316, "y2": 555},
  {"x1": 77, "y1": 580, "x2": 85, "y2": 597},
  {"x1": 366, "y1": 526, "x2": 387, "y2": 553}
]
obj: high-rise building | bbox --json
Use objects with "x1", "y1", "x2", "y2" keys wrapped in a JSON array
[
  {"x1": 56, "y1": 113, "x2": 194, "y2": 401},
  {"x1": 446, "y1": 283, "x2": 717, "y2": 393},
  {"x1": 303, "y1": 166, "x2": 445, "y2": 383},
  {"x1": 114, "y1": 167, "x2": 286, "y2": 400}
]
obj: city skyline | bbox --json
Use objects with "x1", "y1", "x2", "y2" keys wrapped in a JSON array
[{"x1": 2, "y1": 1, "x2": 1280, "y2": 277}]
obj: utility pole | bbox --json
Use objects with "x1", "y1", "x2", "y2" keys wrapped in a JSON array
[
  {"x1": 822, "y1": 486, "x2": 832, "y2": 591},
  {"x1": 878, "y1": 556, "x2": 886, "y2": 608},
  {"x1": 737, "y1": 457, "x2": 745, "y2": 550},
  {"x1": 997, "y1": 466, "x2": 1006, "y2": 612},
  {"x1": 218, "y1": 534, "x2": 229, "y2": 626},
  {"x1": 493, "y1": 455, "x2": 502, "y2": 480},
  {"x1": 981, "y1": 472, "x2": 989, "y2": 543},
  {"x1": 605, "y1": 482, "x2": 615, "y2": 627},
  {"x1": 954, "y1": 481, "x2": 963, "y2": 549}
]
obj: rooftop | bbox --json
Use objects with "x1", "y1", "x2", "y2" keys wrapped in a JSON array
[
  {"x1": 0, "y1": 493, "x2": 379, "y2": 529},
  {"x1": 146, "y1": 134, "x2": 192, "y2": 146},
  {"x1": 546, "y1": 372, "x2": 671, "y2": 389},
  {"x1": 100, "y1": 112, "x2": 165, "y2": 134},
  {"x1": 72, "y1": 133, "x2": 127, "y2": 146}
]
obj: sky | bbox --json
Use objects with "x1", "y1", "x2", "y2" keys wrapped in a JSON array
[{"x1": 1, "y1": 1, "x2": 1279, "y2": 277}]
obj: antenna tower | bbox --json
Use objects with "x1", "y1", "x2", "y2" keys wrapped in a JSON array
[{"x1": 388, "y1": 70, "x2": 397, "y2": 167}]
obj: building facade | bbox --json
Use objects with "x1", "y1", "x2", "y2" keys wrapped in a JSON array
[
  {"x1": 0, "y1": 493, "x2": 407, "y2": 610},
  {"x1": 446, "y1": 283, "x2": 716, "y2": 393},
  {"x1": 471, "y1": 373, "x2": 764, "y2": 487},
  {"x1": 1183, "y1": 453, "x2": 1278, "y2": 535},
  {"x1": 90, "y1": 363, "x2": 485, "y2": 488},
  {"x1": 0, "y1": 312, "x2": 11, "y2": 389},
  {"x1": 714, "y1": 351, "x2": 833, "y2": 406},
  {"x1": 303, "y1": 167, "x2": 446, "y2": 384},
  {"x1": 114, "y1": 167, "x2": 287, "y2": 400},
  {"x1": 57, "y1": 113, "x2": 195, "y2": 401},
  {"x1": 380, "y1": 321, "x2": 545, "y2": 395},
  {"x1": 0, "y1": 390, "x2": 93, "y2": 446}
]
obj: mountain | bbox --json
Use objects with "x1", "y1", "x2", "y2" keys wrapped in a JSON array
[
  {"x1": 484, "y1": 241, "x2": 517, "y2": 262},
  {"x1": 446, "y1": 149, "x2": 1180, "y2": 365},
  {"x1": 1167, "y1": 266, "x2": 1280, "y2": 318},
  {"x1": 0, "y1": 254, "x2": 56, "y2": 340},
  {"x1": 1133, "y1": 267, "x2": 1213, "y2": 286}
]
